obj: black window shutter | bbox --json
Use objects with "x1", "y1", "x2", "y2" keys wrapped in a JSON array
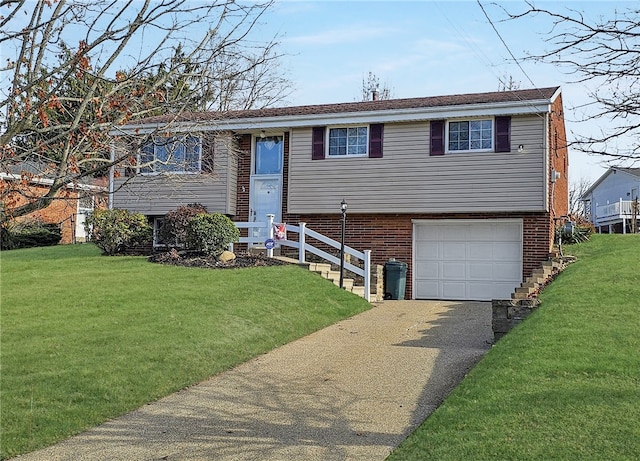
[
  {"x1": 495, "y1": 116, "x2": 511, "y2": 152},
  {"x1": 430, "y1": 120, "x2": 445, "y2": 156},
  {"x1": 312, "y1": 127, "x2": 325, "y2": 160},
  {"x1": 201, "y1": 136, "x2": 214, "y2": 173},
  {"x1": 369, "y1": 124, "x2": 384, "y2": 158}
]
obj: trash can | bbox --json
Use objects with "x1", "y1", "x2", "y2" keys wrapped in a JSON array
[{"x1": 384, "y1": 259, "x2": 407, "y2": 300}]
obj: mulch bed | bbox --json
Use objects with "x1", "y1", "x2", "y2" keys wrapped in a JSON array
[{"x1": 148, "y1": 249, "x2": 286, "y2": 269}]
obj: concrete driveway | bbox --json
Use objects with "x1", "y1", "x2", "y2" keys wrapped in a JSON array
[{"x1": 13, "y1": 300, "x2": 493, "y2": 461}]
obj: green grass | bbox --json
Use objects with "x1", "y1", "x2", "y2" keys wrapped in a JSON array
[
  {"x1": 0, "y1": 244, "x2": 371, "y2": 459},
  {"x1": 388, "y1": 234, "x2": 640, "y2": 460}
]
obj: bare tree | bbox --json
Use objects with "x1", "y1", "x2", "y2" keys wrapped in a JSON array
[
  {"x1": 569, "y1": 177, "x2": 593, "y2": 220},
  {"x1": 498, "y1": 73, "x2": 521, "y2": 92},
  {"x1": 0, "y1": 0, "x2": 289, "y2": 222},
  {"x1": 501, "y1": 2, "x2": 640, "y2": 162},
  {"x1": 361, "y1": 71, "x2": 393, "y2": 101}
]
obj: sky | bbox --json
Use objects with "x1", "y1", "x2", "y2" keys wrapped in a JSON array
[{"x1": 251, "y1": 0, "x2": 638, "y2": 185}]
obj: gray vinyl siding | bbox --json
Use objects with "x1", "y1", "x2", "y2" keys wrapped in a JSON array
[
  {"x1": 112, "y1": 136, "x2": 237, "y2": 215},
  {"x1": 287, "y1": 116, "x2": 546, "y2": 214}
]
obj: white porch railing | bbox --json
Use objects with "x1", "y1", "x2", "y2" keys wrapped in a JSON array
[
  {"x1": 595, "y1": 199, "x2": 636, "y2": 221},
  {"x1": 234, "y1": 215, "x2": 371, "y2": 301},
  {"x1": 594, "y1": 199, "x2": 640, "y2": 233}
]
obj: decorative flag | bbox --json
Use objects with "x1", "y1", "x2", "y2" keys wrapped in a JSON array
[{"x1": 274, "y1": 223, "x2": 287, "y2": 241}]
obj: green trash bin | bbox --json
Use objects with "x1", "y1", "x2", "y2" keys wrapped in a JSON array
[{"x1": 384, "y1": 259, "x2": 407, "y2": 300}]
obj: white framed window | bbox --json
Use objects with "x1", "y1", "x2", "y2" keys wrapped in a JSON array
[
  {"x1": 77, "y1": 195, "x2": 94, "y2": 213},
  {"x1": 140, "y1": 135, "x2": 201, "y2": 174},
  {"x1": 328, "y1": 126, "x2": 368, "y2": 156},
  {"x1": 447, "y1": 119, "x2": 493, "y2": 152}
]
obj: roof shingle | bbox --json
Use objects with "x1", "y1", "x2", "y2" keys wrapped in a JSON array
[{"x1": 135, "y1": 86, "x2": 560, "y2": 125}]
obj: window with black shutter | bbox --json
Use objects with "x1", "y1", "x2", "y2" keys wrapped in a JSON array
[
  {"x1": 369, "y1": 123, "x2": 384, "y2": 158},
  {"x1": 430, "y1": 120, "x2": 445, "y2": 156},
  {"x1": 312, "y1": 127, "x2": 325, "y2": 160}
]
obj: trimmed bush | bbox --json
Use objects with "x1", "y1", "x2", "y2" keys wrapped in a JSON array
[
  {"x1": 185, "y1": 213, "x2": 239, "y2": 256},
  {"x1": 85, "y1": 208, "x2": 152, "y2": 255},
  {"x1": 0, "y1": 220, "x2": 62, "y2": 250},
  {"x1": 158, "y1": 203, "x2": 208, "y2": 248}
]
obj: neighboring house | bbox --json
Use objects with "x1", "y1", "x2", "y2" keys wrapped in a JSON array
[
  {"x1": 111, "y1": 86, "x2": 569, "y2": 301},
  {"x1": 1, "y1": 164, "x2": 107, "y2": 244},
  {"x1": 581, "y1": 167, "x2": 640, "y2": 234}
]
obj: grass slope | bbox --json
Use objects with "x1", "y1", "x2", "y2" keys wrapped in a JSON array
[
  {"x1": 388, "y1": 234, "x2": 640, "y2": 460},
  {"x1": 0, "y1": 244, "x2": 371, "y2": 459}
]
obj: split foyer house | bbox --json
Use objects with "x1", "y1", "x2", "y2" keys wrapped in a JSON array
[{"x1": 110, "y1": 86, "x2": 569, "y2": 301}]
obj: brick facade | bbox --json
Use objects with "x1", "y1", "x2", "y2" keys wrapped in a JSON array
[
  {"x1": 277, "y1": 212, "x2": 551, "y2": 299},
  {"x1": 550, "y1": 93, "x2": 569, "y2": 219},
  {"x1": 2, "y1": 181, "x2": 108, "y2": 244}
]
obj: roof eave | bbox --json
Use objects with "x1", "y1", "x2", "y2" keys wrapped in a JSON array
[{"x1": 113, "y1": 98, "x2": 554, "y2": 135}]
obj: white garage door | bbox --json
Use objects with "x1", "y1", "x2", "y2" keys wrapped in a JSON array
[{"x1": 413, "y1": 219, "x2": 522, "y2": 301}]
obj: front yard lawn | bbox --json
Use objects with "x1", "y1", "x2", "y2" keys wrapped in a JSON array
[
  {"x1": 0, "y1": 244, "x2": 371, "y2": 459},
  {"x1": 387, "y1": 234, "x2": 640, "y2": 460}
]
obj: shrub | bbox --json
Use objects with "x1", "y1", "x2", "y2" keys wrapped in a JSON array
[
  {"x1": 185, "y1": 213, "x2": 239, "y2": 256},
  {"x1": 85, "y1": 208, "x2": 152, "y2": 255},
  {"x1": 555, "y1": 223, "x2": 593, "y2": 245},
  {"x1": 0, "y1": 220, "x2": 62, "y2": 250},
  {"x1": 158, "y1": 203, "x2": 208, "y2": 248}
]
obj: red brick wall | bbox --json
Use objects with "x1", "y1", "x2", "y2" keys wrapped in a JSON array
[
  {"x1": 282, "y1": 212, "x2": 552, "y2": 299},
  {"x1": 235, "y1": 134, "x2": 252, "y2": 221},
  {"x1": 2, "y1": 181, "x2": 108, "y2": 244},
  {"x1": 550, "y1": 93, "x2": 569, "y2": 220},
  {"x1": 3, "y1": 183, "x2": 78, "y2": 243}
]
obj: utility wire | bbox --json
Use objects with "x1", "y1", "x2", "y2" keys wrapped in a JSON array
[{"x1": 476, "y1": 0, "x2": 538, "y2": 90}]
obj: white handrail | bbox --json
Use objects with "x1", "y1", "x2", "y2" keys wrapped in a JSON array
[{"x1": 233, "y1": 218, "x2": 372, "y2": 302}]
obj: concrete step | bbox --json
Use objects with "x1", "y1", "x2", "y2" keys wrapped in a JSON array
[
  {"x1": 274, "y1": 256, "x2": 310, "y2": 269},
  {"x1": 350, "y1": 286, "x2": 366, "y2": 297},
  {"x1": 526, "y1": 275, "x2": 546, "y2": 285},
  {"x1": 520, "y1": 281, "x2": 540, "y2": 289},
  {"x1": 532, "y1": 269, "x2": 552, "y2": 279},
  {"x1": 331, "y1": 278, "x2": 354, "y2": 290},
  {"x1": 308, "y1": 262, "x2": 332, "y2": 273},
  {"x1": 512, "y1": 291, "x2": 530, "y2": 300}
]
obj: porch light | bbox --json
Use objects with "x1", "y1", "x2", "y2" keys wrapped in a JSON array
[
  {"x1": 260, "y1": 130, "x2": 266, "y2": 139},
  {"x1": 339, "y1": 199, "x2": 347, "y2": 289}
]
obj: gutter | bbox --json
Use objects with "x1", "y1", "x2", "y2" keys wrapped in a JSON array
[{"x1": 112, "y1": 98, "x2": 555, "y2": 135}]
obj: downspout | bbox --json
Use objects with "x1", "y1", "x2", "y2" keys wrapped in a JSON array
[
  {"x1": 545, "y1": 110, "x2": 557, "y2": 254},
  {"x1": 544, "y1": 111, "x2": 552, "y2": 215},
  {"x1": 108, "y1": 141, "x2": 115, "y2": 209}
]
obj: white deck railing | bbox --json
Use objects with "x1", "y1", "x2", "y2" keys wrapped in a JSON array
[
  {"x1": 594, "y1": 199, "x2": 640, "y2": 233},
  {"x1": 234, "y1": 215, "x2": 371, "y2": 301},
  {"x1": 595, "y1": 199, "x2": 636, "y2": 221}
]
